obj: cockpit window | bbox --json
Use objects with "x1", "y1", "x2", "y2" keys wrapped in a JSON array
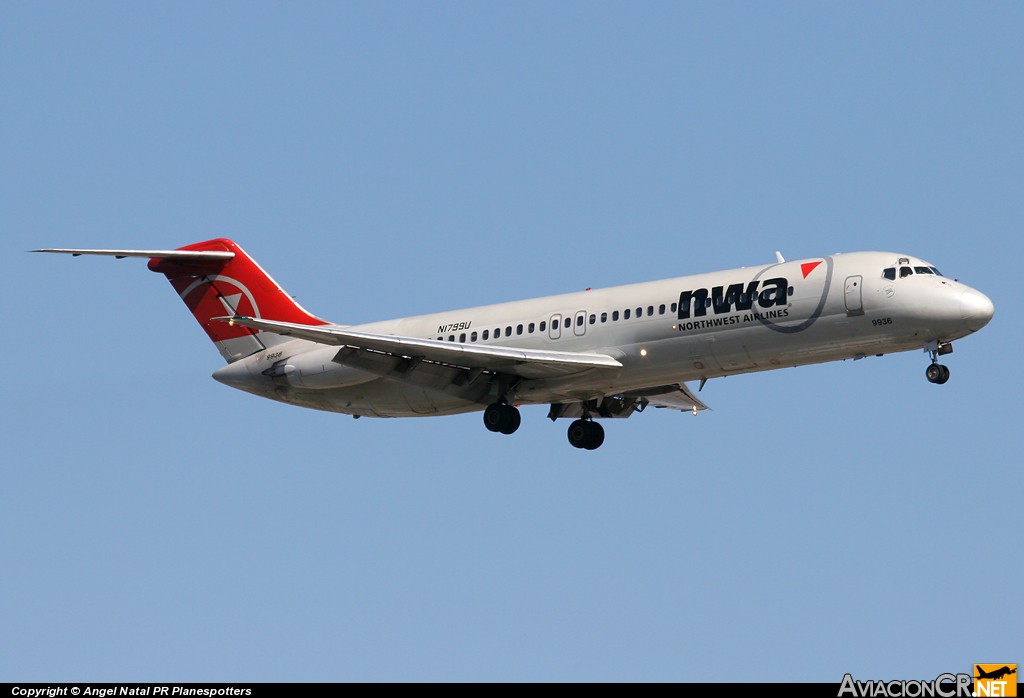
[
  {"x1": 899, "y1": 266, "x2": 913, "y2": 278},
  {"x1": 930, "y1": 267, "x2": 943, "y2": 276},
  {"x1": 882, "y1": 268, "x2": 896, "y2": 281},
  {"x1": 915, "y1": 266, "x2": 934, "y2": 275}
]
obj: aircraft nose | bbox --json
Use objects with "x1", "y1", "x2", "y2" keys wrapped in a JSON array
[{"x1": 960, "y1": 288, "x2": 994, "y2": 331}]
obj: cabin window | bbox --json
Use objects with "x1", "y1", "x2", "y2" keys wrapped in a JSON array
[
  {"x1": 564, "y1": 317, "x2": 571, "y2": 329},
  {"x1": 612, "y1": 310, "x2": 619, "y2": 321},
  {"x1": 449, "y1": 335, "x2": 455, "y2": 342},
  {"x1": 514, "y1": 324, "x2": 522, "y2": 335},
  {"x1": 540, "y1": 321, "x2": 546, "y2": 332},
  {"x1": 437, "y1": 336, "x2": 442, "y2": 341},
  {"x1": 636, "y1": 307, "x2": 643, "y2": 317},
  {"x1": 624, "y1": 308, "x2": 631, "y2": 319},
  {"x1": 589, "y1": 314, "x2": 596, "y2": 324},
  {"x1": 471, "y1": 331, "x2": 478, "y2": 342},
  {"x1": 528, "y1": 322, "x2": 535, "y2": 333},
  {"x1": 482, "y1": 329, "x2": 489, "y2": 340},
  {"x1": 505, "y1": 326, "x2": 512, "y2": 337},
  {"x1": 459, "y1": 333, "x2": 466, "y2": 342},
  {"x1": 600, "y1": 312, "x2": 607, "y2": 323},
  {"x1": 671, "y1": 302, "x2": 677, "y2": 313},
  {"x1": 576, "y1": 315, "x2": 584, "y2": 326},
  {"x1": 647, "y1": 305, "x2": 654, "y2": 316},
  {"x1": 659, "y1": 304, "x2": 666, "y2": 315}
]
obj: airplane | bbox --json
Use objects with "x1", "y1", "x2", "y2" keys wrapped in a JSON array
[
  {"x1": 976, "y1": 666, "x2": 1017, "y2": 681},
  {"x1": 34, "y1": 239, "x2": 994, "y2": 450}
]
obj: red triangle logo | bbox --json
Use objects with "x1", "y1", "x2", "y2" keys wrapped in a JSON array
[{"x1": 801, "y1": 261, "x2": 822, "y2": 278}]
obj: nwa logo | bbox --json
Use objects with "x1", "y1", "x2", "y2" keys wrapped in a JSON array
[{"x1": 678, "y1": 277, "x2": 790, "y2": 320}]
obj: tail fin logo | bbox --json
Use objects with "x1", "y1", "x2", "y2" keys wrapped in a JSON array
[{"x1": 177, "y1": 274, "x2": 261, "y2": 341}]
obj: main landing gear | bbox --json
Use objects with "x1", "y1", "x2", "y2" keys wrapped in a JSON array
[
  {"x1": 925, "y1": 342, "x2": 951, "y2": 385},
  {"x1": 567, "y1": 419, "x2": 604, "y2": 450},
  {"x1": 483, "y1": 402, "x2": 521, "y2": 435}
]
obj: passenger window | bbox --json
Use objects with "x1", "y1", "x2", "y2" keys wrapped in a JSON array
[
  {"x1": 460, "y1": 333, "x2": 466, "y2": 342},
  {"x1": 528, "y1": 322, "x2": 535, "y2": 333},
  {"x1": 576, "y1": 315, "x2": 584, "y2": 326},
  {"x1": 647, "y1": 305, "x2": 654, "y2": 316},
  {"x1": 600, "y1": 312, "x2": 607, "y2": 323},
  {"x1": 564, "y1": 317, "x2": 571, "y2": 329},
  {"x1": 589, "y1": 314, "x2": 596, "y2": 324},
  {"x1": 659, "y1": 304, "x2": 665, "y2": 315},
  {"x1": 636, "y1": 307, "x2": 643, "y2": 317},
  {"x1": 882, "y1": 268, "x2": 896, "y2": 281},
  {"x1": 471, "y1": 331, "x2": 477, "y2": 341},
  {"x1": 671, "y1": 302, "x2": 677, "y2": 313},
  {"x1": 482, "y1": 330, "x2": 489, "y2": 340},
  {"x1": 506, "y1": 326, "x2": 512, "y2": 337},
  {"x1": 540, "y1": 321, "x2": 546, "y2": 332},
  {"x1": 612, "y1": 310, "x2": 619, "y2": 321},
  {"x1": 516, "y1": 324, "x2": 523, "y2": 335},
  {"x1": 624, "y1": 308, "x2": 631, "y2": 320},
  {"x1": 900, "y1": 267, "x2": 913, "y2": 278},
  {"x1": 437, "y1": 336, "x2": 442, "y2": 341},
  {"x1": 449, "y1": 335, "x2": 455, "y2": 342}
]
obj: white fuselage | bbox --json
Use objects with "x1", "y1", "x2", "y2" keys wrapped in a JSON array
[{"x1": 212, "y1": 251, "x2": 993, "y2": 419}]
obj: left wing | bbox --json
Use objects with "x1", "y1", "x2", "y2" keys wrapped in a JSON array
[{"x1": 218, "y1": 316, "x2": 623, "y2": 380}]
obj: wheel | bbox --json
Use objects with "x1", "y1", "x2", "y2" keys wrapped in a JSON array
[
  {"x1": 567, "y1": 419, "x2": 605, "y2": 450},
  {"x1": 583, "y1": 421, "x2": 605, "y2": 450},
  {"x1": 483, "y1": 403, "x2": 521, "y2": 434},
  {"x1": 483, "y1": 403, "x2": 505, "y2": 432},
  {"x1": 499, "y1": 405, "x2": 521, "y2": 435},
  {"x1": 567, "y1": 419, "x2": 589, "y2": 449},
  {"x1": 926, "y1": 363, "x2": 949, "y2": 384}
]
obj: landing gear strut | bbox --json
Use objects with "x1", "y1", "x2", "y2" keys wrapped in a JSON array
[
  {"x1": 567, "y1": 419, "x2": 604, "y2": 450},
  {"x1": 483, "y1": 403, "x2": 521, "y2": 435}
]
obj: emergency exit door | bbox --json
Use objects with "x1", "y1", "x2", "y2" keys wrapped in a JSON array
[{"x1": 845, "y1": 275, "x2": 864, "y2": 316}]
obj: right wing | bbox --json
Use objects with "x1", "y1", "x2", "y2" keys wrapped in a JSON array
[{"x1": 218, "y1": 316, "x2": 623, "y2": 380}]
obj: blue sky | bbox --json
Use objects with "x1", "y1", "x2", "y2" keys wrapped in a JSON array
[{"x1": 2, "y1": 1, "x2": 1021, "y2": 681}]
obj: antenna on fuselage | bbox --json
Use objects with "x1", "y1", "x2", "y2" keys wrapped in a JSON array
[{"x1": 775, "y1": 251, "x2": 786, "y2": 264}]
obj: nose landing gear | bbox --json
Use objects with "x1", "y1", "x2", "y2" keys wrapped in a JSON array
[
  {"x1": 925, "y1": 363, "x2": 950, "y2": 384},
  {"x1": 925, "y1": 342, "x2": 952, "y2": 384}
]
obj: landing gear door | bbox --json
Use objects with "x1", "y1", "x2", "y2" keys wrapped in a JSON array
[{"x1": 845, "y1": 275, "x2": 864, "y2": 316}]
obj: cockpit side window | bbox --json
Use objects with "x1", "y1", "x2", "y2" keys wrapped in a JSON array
[
  {"x1": 899, "y1": 266, "x2": 913, "y2": 278},
  {"x1": 882, "y1": 268, "x2": 896, "y2": 281},
  {"x1": 915, "y1": 266, "x2": 934, "y2": 275},
  {"x1": 930, "y1": 267, "x2": 943, "y2": 276}
]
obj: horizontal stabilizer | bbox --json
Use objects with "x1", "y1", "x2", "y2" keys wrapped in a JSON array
[
  {"x1": 217, "y1": 315, "x2": 623, "y2": 379},
  {"x1": 33, "y1": 248, "x2": 235, "y2": 261}
]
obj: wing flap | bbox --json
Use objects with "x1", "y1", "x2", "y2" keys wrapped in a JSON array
[
  {"x1": 218, "y1": 316, "x2": 623, "y2": 379},
  {"x1": 636, "y1": 383, "x2": 711, "y2": 413}
]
